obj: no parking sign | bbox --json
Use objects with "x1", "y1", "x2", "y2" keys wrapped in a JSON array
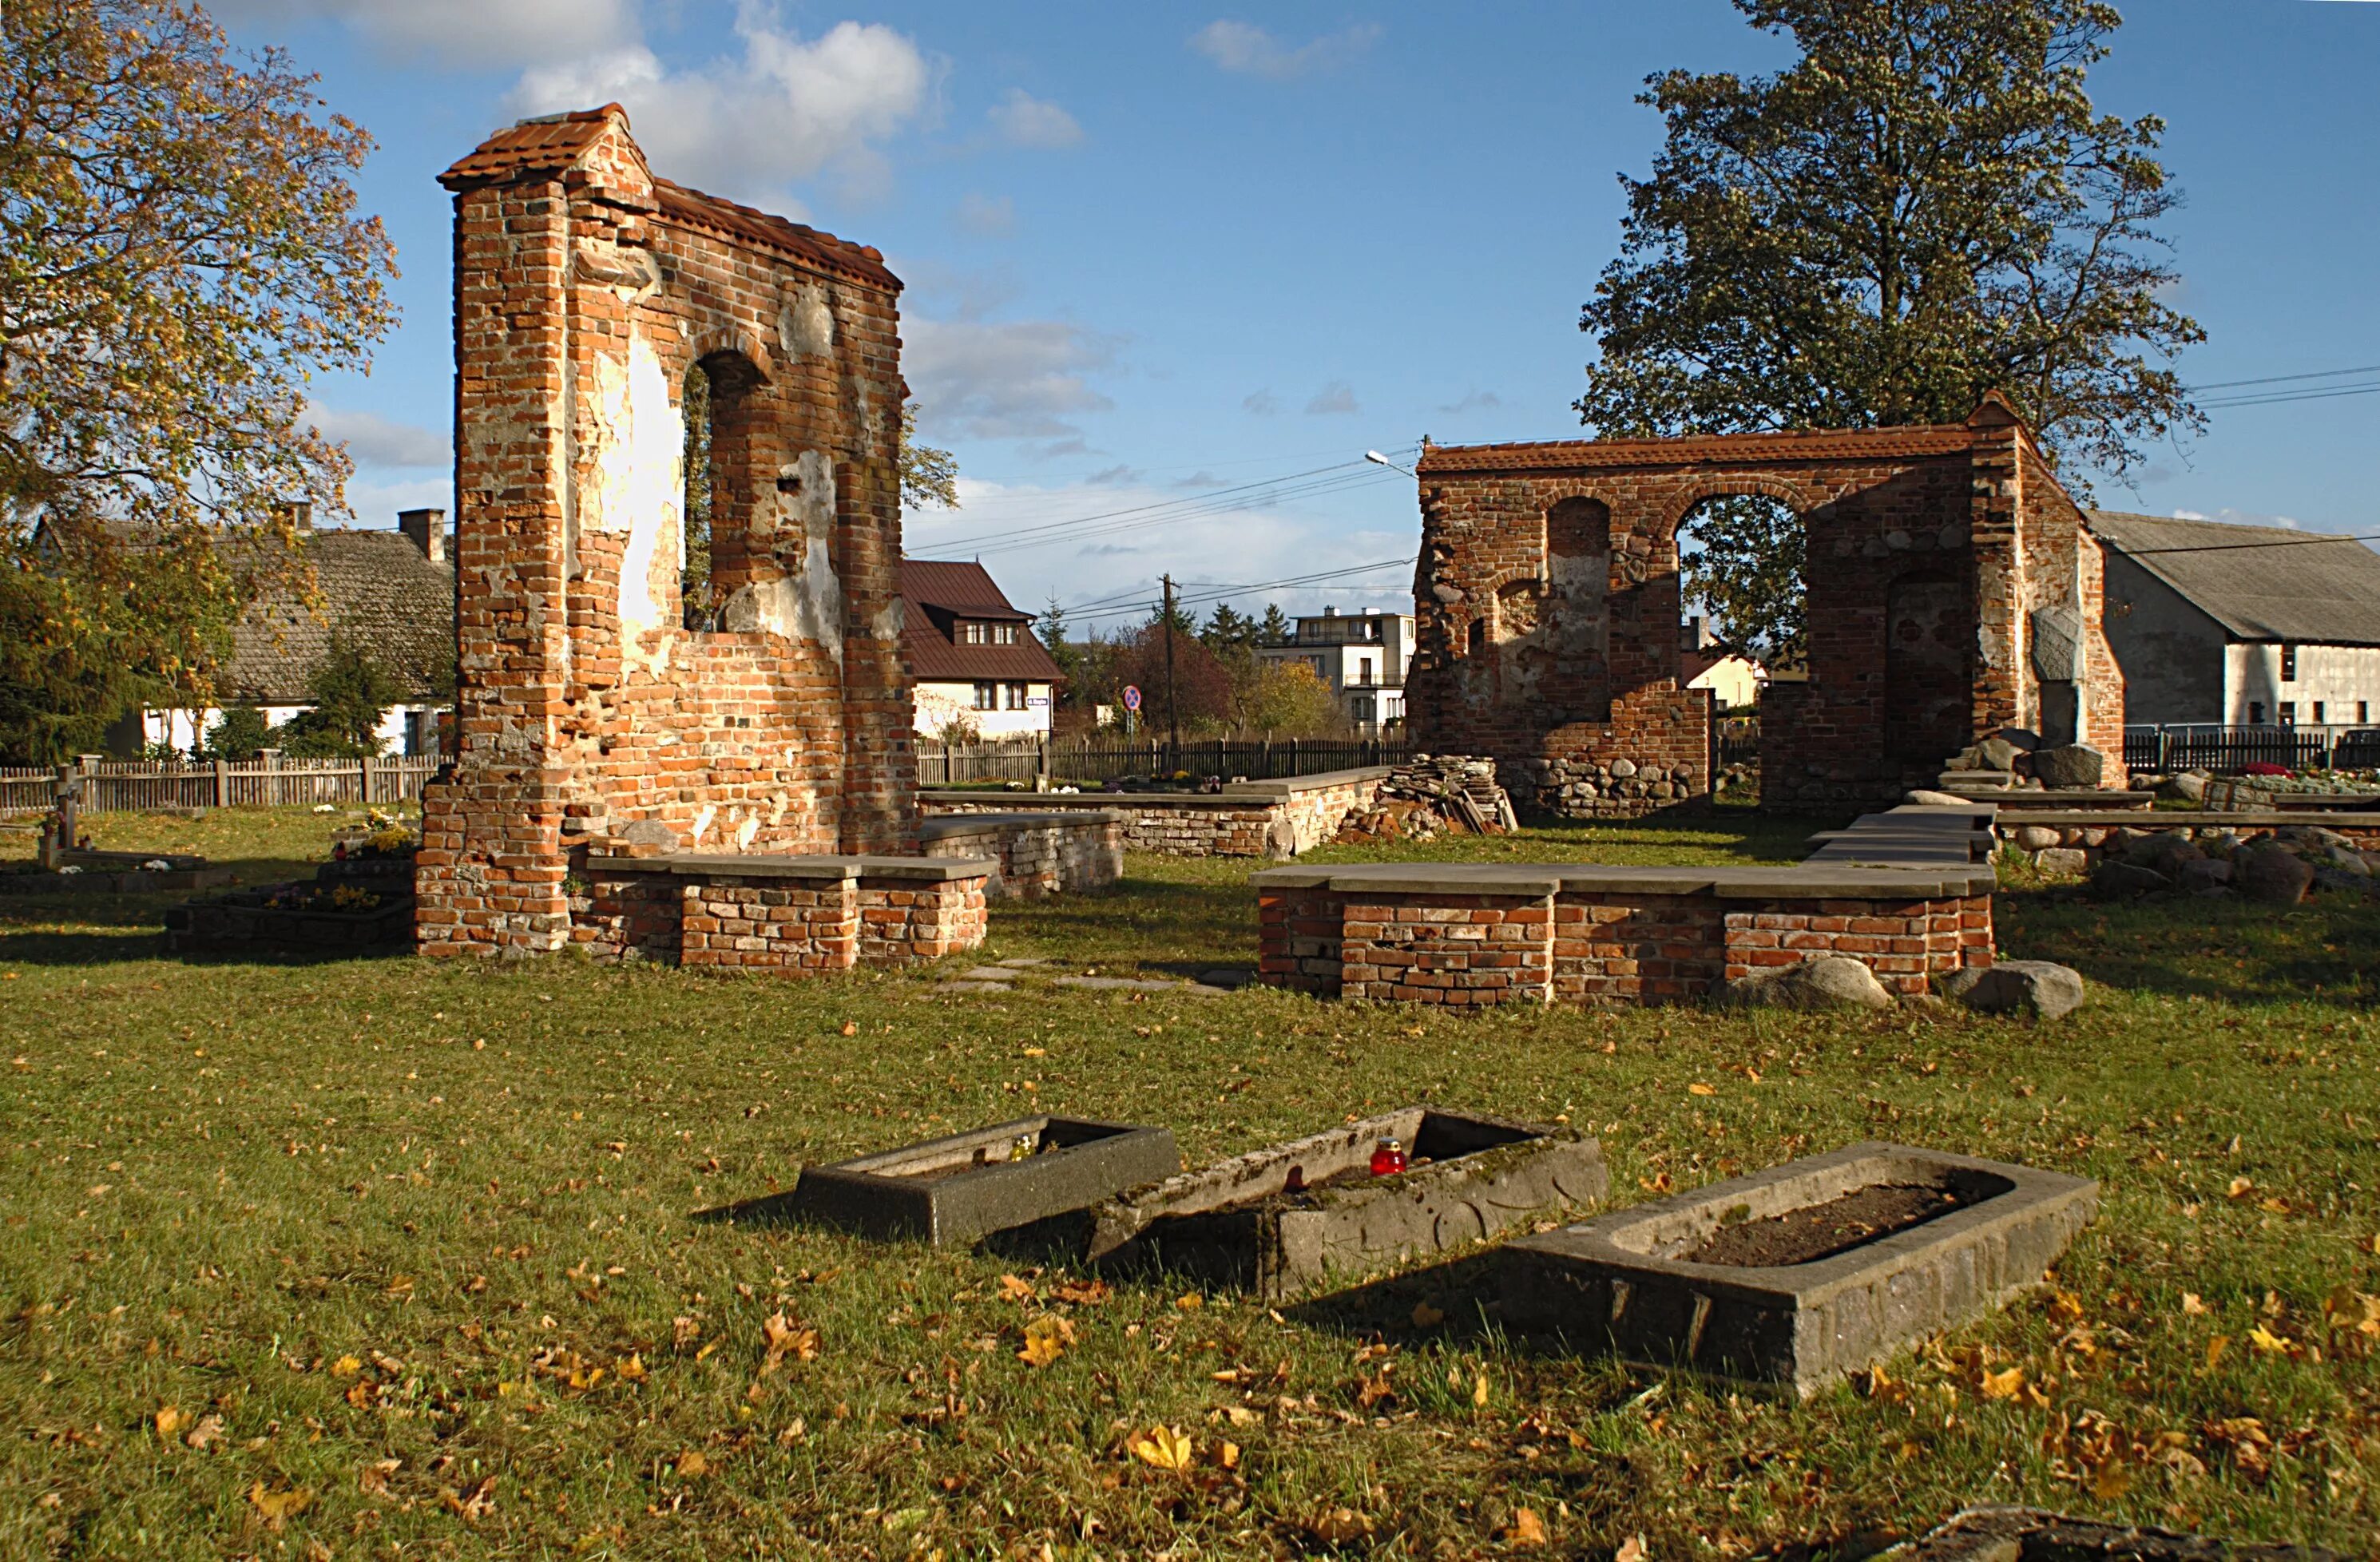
[{"x1": 1122, "y1": 685, "x2": 1142, "y2": 712}]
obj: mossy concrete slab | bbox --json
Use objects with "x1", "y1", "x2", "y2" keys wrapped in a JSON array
[{"x1": 782, "y1": 1116, "x2": 1179, "y2": 1246}]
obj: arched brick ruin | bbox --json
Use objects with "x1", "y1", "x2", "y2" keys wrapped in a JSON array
[
  {"x1": 416, "y1": 107, "x2": 922, "y2": 957},
  {"x1": 1405, "y1": 396, "x2": 2124, "y2": 813}
]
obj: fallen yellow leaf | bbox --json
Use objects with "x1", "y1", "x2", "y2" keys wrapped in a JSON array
[
  {"x1": 153, "y1": 1406, "x2": 184, "y2": 1439},
  {"x1": 2206, "y1": 1334, "x2": 2230, "y2": 1370},
  {"x1": 1616, "y1": 1536, "x2": 1650, "y2": 1562},
  {"x1": 2247, "y1": 1324, "x2": 2291, "y2": 1356},
  {"x1": 1980, "y1": 1366, "x2": 2025, "y2": 1401},
  {"x1": 2090, "y1": 1457, "x2": 2131, "y2": 1500},
  {"x1": 1176, "y1": 1291, "x2": 1203, "y2": 1310},
  {"x1": 331, "y1": 1354, "x2": 363, "y2": 1377},
  {"x1": 676, "y1": 1450, "x2": 708, "y2": 1477},
  {"x1": 247, "y1": 1482, "x2": 314, "y2": 1529},
  {"x1": 183, "y1": 1414, "x2": 224, "y2": 1450},
  {"x1": 617, "y1": 1353, "x2": 647, "y2": 1382},
  {"x1": 998, "y1": 1274, "x2": 1037, "y2": 1302},
  {"x1": 1216, "y1": 1438, "x2": 1240, "y2": 1470},
  {"x1": 1017, "y1": 1314, "x2": 1073, "y2": 1368},
  {"x1": 1022, "y1": 1045, "x2": 1046, "y2": 1057},
  {"x1": 1472, "y1": 1371, "x2": 1490, "y2": 1408},
  {"x1": 1507, "y1": 1507, "x2": 1549, "y2": 1548},
  {"x1": 2227, "y1": 1175, "x2": 2255, "y2": 1199},
  {"x1": 2181, "y1": 1293, "x2": 2208, "y2": 1315},
  {"x1": 1127, "y1": 1424, "x2": 1194, "y2": 1473},
  {"x1": 759, "y1": 1312, "x2": 819, "y2": 1375},
  {"x1": 1688, "y1": 1082, "x2": 1716, "y2": 1096}
]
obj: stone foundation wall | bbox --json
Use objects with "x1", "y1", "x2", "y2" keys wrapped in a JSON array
[
  {"x1": 916, "y1": 811, "x2": 1124, "y2": 899},
  {"x1": 1996, "y1": 811, "x2": 2380, "y2": 868},
  {"x1": 919, "y1": 768, "x2": 1385, "y2": 858}
]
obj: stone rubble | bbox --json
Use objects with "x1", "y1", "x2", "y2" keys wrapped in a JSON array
[{"x1": 1332, "y1": 755, "x2": 1517, "y2": 844}]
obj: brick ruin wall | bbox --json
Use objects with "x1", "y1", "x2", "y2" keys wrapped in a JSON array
[
  {"x1": 918, "y1": 814, "x2": 1126, "y2": 899},
  {"x1": 573, "y1": 863, "x2": 986, "y2": 970},
  {"x1": 918, "y1": 771, "x2": 1386, "y2": 858},
  {"x1": 1406, "y1": 401, "x2": 2124, "y2": 815},
  {"x1": 416, "y1": 109, "x2": 923, "y2": 958},
  {"x1": 1258, "y1": 884, "x2": 1990, "y2": 1005}
]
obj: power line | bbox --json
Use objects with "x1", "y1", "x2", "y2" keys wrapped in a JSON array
[
  {"x1": 2197, "y1": 383, "x2": 2380, "y2": 411},
  {"x1": 2186, "y1": 363, "x2": 2380, "y2": 392},
  {"x1": 916, "y1": 458, "x2": 1370, "y2": 553},
  {"x1": 972, "y1": 470, "x2": 1410, "y2": 559},
  {"x1": 1062, "y1": 557, "x2": 1415, "y2": 628}
]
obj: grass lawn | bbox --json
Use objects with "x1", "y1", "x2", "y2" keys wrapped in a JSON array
[{"x1": 2, "y1": 806, "x2": 2376, "y2": 1559}]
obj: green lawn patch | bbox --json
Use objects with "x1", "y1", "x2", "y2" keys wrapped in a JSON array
[{"x1": 1, "y1": 809, "x2": 2374, "y2": 1557}]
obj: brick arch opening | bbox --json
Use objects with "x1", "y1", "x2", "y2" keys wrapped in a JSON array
[{"x1": 1673, "y1": 490, "x2": 1807, "y2": 669}]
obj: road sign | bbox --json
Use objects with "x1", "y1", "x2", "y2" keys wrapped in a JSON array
[{"x1": 1122, "y1": 685, "x2": 1142, "y2": 712}]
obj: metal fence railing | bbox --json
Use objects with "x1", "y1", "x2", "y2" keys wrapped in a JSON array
[
  {"x1": 2122, "y1": 724, "x2": 2379, "y2": 775},
  {"x1": 0, "y1": 755, "x2": 442, "y2": 817},
  {"x1": 917, "y1": 735, "x2": 1414, "y2": 789}
]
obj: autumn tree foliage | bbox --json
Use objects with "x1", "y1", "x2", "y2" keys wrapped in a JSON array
[{"x1": 0, "y1": 1, "x2": 395, "y2": 759}]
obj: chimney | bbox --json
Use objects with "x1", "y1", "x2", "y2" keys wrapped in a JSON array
[
  {"x1": 398, "y1": 507, "x2": 448, "y2": 564},
  {"x1": 285, "y1": 500, "x2": 313, "y2": 530},
  {"x1": 1322, "y1": 605, "x2": 1337, "y2": 617}
]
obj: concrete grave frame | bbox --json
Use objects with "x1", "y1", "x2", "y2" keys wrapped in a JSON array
[
  {"x1": 1083, "y1": 1108, "x2": 1608, "y2": 1299},
  {"x1": 1405, "y1": 398, "x2": 2127, "y2": 815},
  {"x1": 774, "y1": 1116, "x2": 1180, "y2": 1247},
  {"x1": 418, "y1": 106, "x2": 934, "y2": 959},
  {"x1": 1505, "y1": 1141, "x2": 2098, "y2": 1397}
]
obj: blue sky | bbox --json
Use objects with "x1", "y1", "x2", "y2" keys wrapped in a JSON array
[{"x1": 212, "y1": 0, "x2": 2380, "y2": 629}]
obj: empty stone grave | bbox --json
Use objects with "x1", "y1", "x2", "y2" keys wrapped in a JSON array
[
  {"x1": 1885, "y1": 1505, "x2": 2333, "y2": 1561},
  {"x1": 1505, "y1": 1141, "x2": 2096, "y2": 1397},
  {"x1": 774, "y1": 1116, "x2": 1179, "y2": 1246},
  {"x1": 1084, "y1": 1108, "x2": 1607, "y2": 1299}
]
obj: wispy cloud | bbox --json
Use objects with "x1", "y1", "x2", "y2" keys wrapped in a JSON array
[
  {"x1": 307, "y1": 404, "x2": 450, "y2": 469},
  {"x1": 1305, "y1": 380, "x2": 1359, "y2": 416},
  {"x1": 954, "y1": 192, "x2": 1017, "y2": 236},
  {"x1": 1242, "y1": 389, "x2": 1281, "y2": 416},
  {"x1": 1190, "y1": 19, "x2": 1382, "y2": 80},
  {"x1": 208, "y1": 0, "x2": 636, "y2": 66},
  {"x1": 1437, "y1": 390, "x2": 1502, "y2": 415},
  {"x1": 986, "y1": 88, "x2": 1083, "y2": 149},
  {"x1": 904, "y1": 316, "x2": 1124, "y2": 442}
]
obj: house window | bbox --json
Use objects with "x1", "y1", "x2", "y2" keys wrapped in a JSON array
[
  {"x1": 2361, "y1": 701, "x2": 2370, "y2": 724},
  {"x1": 962, "y1": 621, "x2": 986, "y2": 645},
  {"x1": 1006, "y1": 682, "x2": 1028, "y2": 711},
  {"x1": 972, "y1": 682, "x2": 997, "y2": 711},
  {"x1": 995, "y1": 623, "x2": 1017, "y2": 645},
  {"x1": 2249, "y1": 701, "x2": 2265, "y2": 725},
  {"x1": 2279, "y1": 702, "x2": 2296, "y2": 727},
  {"x1": 1358, "y1": 656, "x2": 1374, "y2": 687},
  {"x1": 2281, "y1": 644, "x2": 2296, "y2": 681},
  {"x1": 2314, "y1": 701, "x2": 2326, "y2": 725}
]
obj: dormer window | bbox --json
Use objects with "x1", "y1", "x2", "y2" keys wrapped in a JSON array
[
  {"x1": 995, "y1": 623, "x2": 1017, "y2": 645},
  {"x1": 962, "y1": 621, "x2": 986, "y2": 645}
]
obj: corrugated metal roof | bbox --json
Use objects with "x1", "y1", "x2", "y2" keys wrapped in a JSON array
[
  {"x1": 901, "y1": 559, "x2": 1063, "y2": 684},
  {"x1": 2089, "y1": 511, "x2": 2380, "y2": 648}
]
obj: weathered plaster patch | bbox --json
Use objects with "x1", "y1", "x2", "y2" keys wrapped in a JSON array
[
  {"x1": 587, "y1": 334, "x2": 684, "y2": 664},
  {"x1": 720, "y1": 448, "x2": 843, "y2": 659},
  {"x1": 871, "y1": 595, "x2": 904, "y2": 643},
  {"x1": 781, "y1": 282, "x2": 835, "y2": 359}
]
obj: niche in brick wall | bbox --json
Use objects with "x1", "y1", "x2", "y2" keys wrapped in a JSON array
[
  {"x1": 1886, "y1": 573, "x2": 1970, "y2": 760},
  {"x1": 681, "y1": 351, "x2": 768, "y2": 632}
]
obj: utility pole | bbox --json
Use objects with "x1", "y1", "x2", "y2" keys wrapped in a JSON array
[{"x1": 1160, "y1": 573, "x2": 1181, "y2": 767}]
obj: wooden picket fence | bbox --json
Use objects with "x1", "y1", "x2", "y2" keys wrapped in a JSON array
[{"x1": 0, "y1": 755, "x2": 442, "y2": 817}]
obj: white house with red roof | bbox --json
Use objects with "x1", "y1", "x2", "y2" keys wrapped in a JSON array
[{"x1": 901, "y1": 560, "x2": 1064, "y2": 739}]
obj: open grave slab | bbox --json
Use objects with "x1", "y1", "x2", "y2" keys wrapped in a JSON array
[
  {"x1": 783, "y1": 1116, "x2": 1178, "y2": 1246},
  {"x1": 1505, "y1": 1141, "x2": 2096, "y2": 1397},
  {"x1": 1085, "y1": 1108, "x2": 1607, "y2": 1299},
  {"x1": 1885, "y1": 1505, "x2": 2333, "y2": 1561}
]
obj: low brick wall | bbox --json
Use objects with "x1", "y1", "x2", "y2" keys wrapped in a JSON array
[
  {"x1": 1257, "y1": 803, "x2": 2000, "y2": 1008},
  {"x1": 916, "y1": 811, "x2": 1125, "y2": 898},
  {"x1": 568, "y1": 852, "x2": 990, "y2": 972},
  {"x1": 918, "y1": 767, "x2": 1387, "y2": 858}
]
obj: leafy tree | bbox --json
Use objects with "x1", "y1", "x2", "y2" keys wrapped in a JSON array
[
  {"x1": 1234, "y1": 660, "x2": 1346, "y2": 736},
  {"x1": 680, "y1": 363, "x2": 714, "y2": 619},
  {"x1": 1680, "y1": 496, "x2": 1807, "y2": 665},
  {"x1": 1577, "y1": 0, "x2": 2201, "y2": 482},
  {"x1": 1112, "y1": 621, "x2": 1233, "y2": 735},
  {"x1": 0, "y1": 2, "x2": 395, "y2": 748},
  {"x1": 1256, "y1": 605, "x2": 1294, "y2": 647},
  {"x1": 899, "y1": 402, "x2": 959, "y2": 511},
  {"x1": 274, "y1": 632, "x2": 399, "y2": 758},
  {"x1": 201, "y1": 703, "x2": 271, "y2": 762}
]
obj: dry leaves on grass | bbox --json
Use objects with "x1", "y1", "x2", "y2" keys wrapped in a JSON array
[
  {"x1": 1017, "y1": 1313, "x2": 1075, "y2": 1368},
  {"x1": 153, "y1": 1405, "x2": 184, "y2": 1439},
  {"x1": 1302, "y1": 1507, "x2": 1375, "y2": 1545},
  {"x1": 359, "y1": 1459, "x2": 401, "y2": 1498},
  {"x1": 1052, "y1": 1278, "x2": 1111, "y2": 1306},
  {"x1": 1504, "y1": 1507, "x2": 1549, "y2": 1548},
  {"x1": 1616, "y1": 1536, "x2": 1649, "y2": 1562},
  {"x1": 998, "y1": 1273, "x2": 1037, "y2": 1302},
  {"x1": 759, "y1": 1313, "x2": 819, "y2": 1375},
  {"x1": 442, "y1": 1475, "x2": 498, "y2": 1521},
  {"x1": 247, "y1": 1483, "x2": 314, "y2": 1529},
  {"x1": 184, "y1": 1414, "x2": 226, "y2": 1451},
  {"x1": 1125, "y1": 1424, "x2": 1195, "y2": 1473}
]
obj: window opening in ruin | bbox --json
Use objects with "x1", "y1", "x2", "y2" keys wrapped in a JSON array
[
  {"x1": 1466, "y1": 616, "x2": 1488, "y2": 656},
  {"x1": 681, "y1": 361, "x2": 716, "y2": 628},
  {"x1": 1676, "y1": 494, "x2": 1805, "y2": 676}
]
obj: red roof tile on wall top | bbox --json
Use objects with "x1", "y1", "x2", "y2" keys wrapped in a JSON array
[
  {"x1": 439, "y1": 105, "x2": 622, "y2": 186},
  {"x1": 651, "y1": 179, "x2": 898, "y2": 291},
  {"x1": 1415, "y1": 423, "x2": 1980, "y2": 475}
]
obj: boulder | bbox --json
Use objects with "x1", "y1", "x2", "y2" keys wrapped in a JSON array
[
  {"x1": 2178, "y1": 858, "x2": 2233, "y2": 894},
  {"x1": 1938, "y1": 961, "x2": 2087, "y2": 1021},
  {"x1": 2033, "y1": 847, "x2": 2090, "y2": 876},
  {"x1": 2090, "y1": 860, "x2": 2170, "y2": 898},
  {"x1": 2313, "y1": 866, "x2": 2378, "y2": 900},
  {"x1": 2326, "y1": 846, "x2": 2371, "y2": 877},
  {"x1": 2033, "y1": 743, "x2": 2107, "y2": 791},
  {"x1": 1991, "y1": 727, "x2": 2045, "y2": 752},
  {"x1": 2013, "y1": 826, "x2": 2061, "y2": 851},
  {"x1": 1966, "y1": 737, "x2": 2021, "y2": 772},
  {"x1": 2235, "y1": 843, "x2": 2315, "y2": 906},
  {"x1": 1721, "y1": 955, "x2": 1894, "y2": 1012},
  {"x1": 617, "y1": 819, "x2": 680, "y2": 849},
  {"x1": 2159, "y1": 771, "x2": 2210, "y2": 805},
  {"x1": 1904, "y1": 789, "x2": 1977, "y2": 807},
  {"x1": 1608, "y1": 758, "x2": 1638, "y2": 779}
]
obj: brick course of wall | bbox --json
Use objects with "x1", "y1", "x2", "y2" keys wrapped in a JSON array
[
  {"x1": 1406, "y1": 398, "x2": 2124, "y2": 814},
  {"x1": 418, "y1": 105, "x2": 946, "y2": 968},
  {"x1": 572, "y1": 857, "x2": 987, "y2": 969}
]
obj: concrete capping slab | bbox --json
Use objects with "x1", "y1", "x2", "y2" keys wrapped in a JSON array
[
  {"x1": 923, "y1": 789, "x2": 1267, "y2": 812},
  {"x1": 1219, "y1": 766, "x2": 1394, "y2": 799},
  {"x1": 918, "y1": 811, "x2": 1125, "y2": 838},
  {"x1": 1506, "y1": 1140, "x2": 2097, "y2": 1397},
  {"x1": 1251, "y1": 867, "x2": 1337, "y2": 890},
  {"x1": 1885, "y1": 1505, "x2": 2334, "y2": 1561},
  {"x1": 1085, "y1": 1107, "x2": 1607, "y2": 1298},
  {"x1": 1996, "y1": 810, "x2": 2380, "y2": 829},
  {"x1": 583, "y1": 851, "x2": 995, "y2": 883},
  {"x1": 781, "y1": 1116, "x2": 1180, "y2": 1245}
]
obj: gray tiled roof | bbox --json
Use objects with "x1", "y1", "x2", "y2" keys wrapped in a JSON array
[
  {"x1": 220, "y1": 529, "x2": 454, "y2": 704},
  {"x1": 2089, "y1": 511, "x2": 2380, "y2": 648}
]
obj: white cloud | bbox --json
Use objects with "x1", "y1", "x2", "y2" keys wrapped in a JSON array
[
  {"x1": 1189, "y1": 19, "x2": 1381, "y2": 80},
  {"x1": 208, "y1": 0, "x2": 637, "y2": 65},
  {"x1": 954, "y1": 192, "x2": 1017, "y2": 236},
  {"x1": 339, "y1": 474, "x2": 454, "y2": 528},
  {"x1": 2172, "y1": 507, "x2": 2305, "y2": 529},
  {"x1": 1242, "y1": 389, "x2": 1280, "y2": 415},
  {"x1": 1438, "y1": 390, "x2": 1502, "y2": 415},
  {"x1": 1305, "y1": 381, "x2": 1359, "y2": 416},
  {"x1": 508, "y1": 15, "x2": 933, "y2": 203},
  {"x1": 307, "y1": 404, "x2": 449, "y2": 469},
  {"x1": 986, "y1": 88, "x2": 1083, "y2": 149},
  {"x1": 904, "y1": 317, "x2": 1122, "y2": 441}
]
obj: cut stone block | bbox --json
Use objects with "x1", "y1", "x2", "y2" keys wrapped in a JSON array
[
  {"x1": 1505, "y1": 1140, "x2": 2096, "y2": 1397},
  {"x1": 783, "y1": 1116, "x2": 1180, "y2": 1246},
  {"x1": 1085, "y1": 1108, "x2": 1607, "y2": 1299},
  {"x1": 1885, "y1": 1505, "x2": 2334, "y2": 1561}
]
